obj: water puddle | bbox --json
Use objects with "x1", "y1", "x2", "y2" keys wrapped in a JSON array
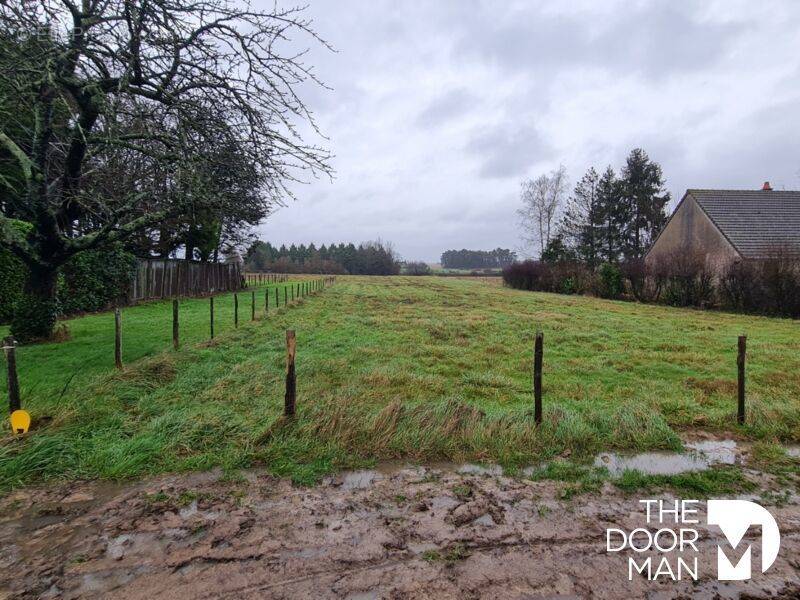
[
  {"x1": 339, "y1": 470, "x2": 383, "y2": 490},
  {"x1": 333, "y1": 441, "x2": 754, "y2": 488},
  {"x1": 334, "y1": 462, "x2": 505, "y2": 490},
  {"x1": 456, "y1": 463, "x2": 504, "y2": 476},
  {"x1": 594, "y1": 440, "x2": 741, "y2": 476}
]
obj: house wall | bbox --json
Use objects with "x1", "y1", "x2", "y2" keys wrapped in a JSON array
[{"x1": 646, "y1": 195, "x2": 740, "y2": 270}]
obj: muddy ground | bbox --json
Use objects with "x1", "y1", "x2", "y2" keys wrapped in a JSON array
[{"x1": 0, "y1": 463, "x2": 798, "y2": 599}]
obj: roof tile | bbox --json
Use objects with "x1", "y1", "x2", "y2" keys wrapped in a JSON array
[{"x1": 688, "y1": 189, "x2": 800, "y2": 259}]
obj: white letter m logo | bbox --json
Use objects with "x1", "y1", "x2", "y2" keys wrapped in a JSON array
[{"x1": 707, "y1": 500, "x2": 780, "y2": 580}]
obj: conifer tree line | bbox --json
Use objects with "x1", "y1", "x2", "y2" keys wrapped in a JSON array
[
  {"x1": 244, "y1": 240, "x2": 400, "y2": 275},
  {"x1": 440, "y1": 248, "x2": 517, "y2": 270},
  {"x1": 519, "y1": 148, "x2": 670, "y2": 266}
]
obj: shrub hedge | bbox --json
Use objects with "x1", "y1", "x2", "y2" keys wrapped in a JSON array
[
  {"x1": 503, "y1": 251, "x2": 800, "y2": 319},
  {"x1": 58, "y1": 246, "x2": 138, "y2": 315},
  {"x1": 0, "y1": 248, "x2": 26, "y2": 323},
  {"x1": 0, "y1": 244, "x2": 137, "y2": 325},
  {"x1": 0, "y1": 220, "x2": 32, "y2": 323}
]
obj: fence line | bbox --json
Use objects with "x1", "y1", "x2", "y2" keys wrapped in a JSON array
[
  {"x1": 244, "y1": 272, "x2": 289, "y2": 286},
  {"x1": 5, "y1": 276, "x2": 338, "y2": 420}
]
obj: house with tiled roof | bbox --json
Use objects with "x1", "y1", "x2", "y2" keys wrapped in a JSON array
[{"x1": 645, "y1": 183, "x2": 800, "y2": 269}]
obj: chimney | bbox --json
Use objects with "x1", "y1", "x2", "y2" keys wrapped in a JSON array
[{"x1": 762, "y1": 181, "x2": 773, "y2": 191}]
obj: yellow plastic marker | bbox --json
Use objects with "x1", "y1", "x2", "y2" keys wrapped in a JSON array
[{"x1": 10, "y1": 410, "x2": 30, "y2": 434}]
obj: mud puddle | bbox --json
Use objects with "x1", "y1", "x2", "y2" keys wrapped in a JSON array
[
  {"x1": 333, "y1": 440, "x2": 758, "y2": 490},
  {"x1": 594, "y1": 439, "x2": 742, "y2": 476}
]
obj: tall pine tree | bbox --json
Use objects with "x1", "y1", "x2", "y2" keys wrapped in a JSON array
[
  {"x1": 596, "y1": 166, "x2": 626, "y2": 263},
  {"x1": 558, "y1": 167, "x2": 603, "y2": 267},
  {"x1": 619, "y1": 148, "x2": 670, "y2": 259}
]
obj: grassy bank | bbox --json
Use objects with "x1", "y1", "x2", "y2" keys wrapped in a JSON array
[{"x1": 1, "y1": 276, "x2": 798, "y2": 490}]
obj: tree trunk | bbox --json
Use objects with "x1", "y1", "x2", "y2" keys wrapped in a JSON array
[{"x1": 11, "y1": 265, "x2": 60, "y2": 343}]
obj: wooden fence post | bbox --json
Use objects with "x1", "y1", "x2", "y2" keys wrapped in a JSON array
[
  {"x1": 172, "y1": 299, "x2": 179, "y2": 350},
  {"x1": 251, "y1": 291, "x2": 256, "y2": 321},
  {"x1": 114, "y1": 308, "x2": 123, "y2": 369},
  {"x1": 265, "y1": 289, "x2": 269, "y2": 314},
  {"x1": 534, "y1": 331, "x2": 543, "y2": 425},
  {"x1": 737, "y1": 335, "x2": 746, "y2": 425},
  {"x1": 3, "y1": 336, "x2": 20, "y2": 414},
  {"x1": 275, "y1": 287, "x2": 279, "y2": 308},
  {"x1": 284, "y1": 330, "x2": 296, "y2": 417},
  {"x1": 210, "y1": 296, "x2": 215, "y2": 339},
  {"x1": 234, "y1": 293, "x2": 239, "y2": 328},
  {"x1": 290, "y1": 285, "x2": 294, "y2": 302}
]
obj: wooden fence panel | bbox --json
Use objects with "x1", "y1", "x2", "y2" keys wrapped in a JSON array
[{"x1": 129, "y1": 259, "x2": 242, "y2": 303}]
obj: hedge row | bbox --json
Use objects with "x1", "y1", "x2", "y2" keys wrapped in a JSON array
[
  {"x1": 502, "y1": 251, "x2": 800, "y2": 319},
  {"x1": 0, "y1": 245, "x2": 137, "y2": 325}
]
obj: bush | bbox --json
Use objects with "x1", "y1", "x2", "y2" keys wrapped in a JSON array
[
  {"x1": 549, "y1": 262, "x2": 592, "y2": 295},
  {"x1": 404, "y1": 261, "x2": 432, "y2": 275},
  {"x1": 719, "y1": 260, "x2": 762, "y2": 313},
  {"x1": 58, "y1": 246, "x2": 138, "y2": 315},
  {"x1": 503, "y1": 260, "x2": 549, "y2": 291},
  {"x1": 596, "y1": 262, "x2": 623, "y2": 299},
  {"x1": 655, "y1": 252, "x2": 714, "y2": 308},
  {"x1": 620, "y1": 258, "x2": 654, "y2": 302},
  {"x1": 759, "y1": 252, "x2": 800, "y2": 317},
  {"x1": 719, "y1": 253, "x2": 800, "y2": 318},
  {"x1": 502, "y1": 260, "x2": 591, "y2": 295},
  {"x1": 0, "y1": 248, "x2": 26, "y2": 324},
  {"x1": 0, "y1": 220, "x2": 33, "y2": 324}
]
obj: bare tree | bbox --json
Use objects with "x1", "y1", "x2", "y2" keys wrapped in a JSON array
[
  {"x1": 0, "y1": 0, "x2": 332, "y2": 341},
  {"x1": 517, "y1": 165, "x2": 568, "y2": 257}
]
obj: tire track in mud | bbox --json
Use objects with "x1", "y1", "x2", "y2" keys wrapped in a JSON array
[{"x1": 192, "y1": 532, "x2": 611, "y2": 598}]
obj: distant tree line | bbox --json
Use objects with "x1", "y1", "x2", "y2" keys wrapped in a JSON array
[
  {"x1": 440, "y1": 248, "x2": 517, "y2": 270},
  {"x1": 245, "y1": 241, "x2": 400, "y2": 275}
]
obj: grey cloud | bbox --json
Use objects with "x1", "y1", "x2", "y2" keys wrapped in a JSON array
[
  {"x1": 449, "y1": 2, "x2": 743, "y2": 78},
  {"x1": 594, "y1": 5, "x2": 745, "y2": 76},
  {"x1": 415, "y1": 88, "x2": 477, "y2": 128},
  {"x1": 466, "y1": 125, "x2": 553, "y2": 179}
]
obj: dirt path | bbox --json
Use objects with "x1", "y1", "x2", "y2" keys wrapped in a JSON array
[{"x1": 1, "y1": 465, "x2": 798, "y2": 599}]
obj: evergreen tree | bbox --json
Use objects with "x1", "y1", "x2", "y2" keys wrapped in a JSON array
[
  {"x1": 558, "y1": 167, "x2": 603, "y2": 267},
  {"x1": 540, "y1": 235, "x2": 577, "y2": 263},
  {"x1": 595, "y1": 166, "x2": 626, "y2": 263},
  {"x1": 619, "y1": 148, "x2": 670, "y2": 259}
]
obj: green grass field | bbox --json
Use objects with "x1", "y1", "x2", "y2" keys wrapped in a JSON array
[{"x1": 1, "y1": 276, "x2": 798, "y2": 491}]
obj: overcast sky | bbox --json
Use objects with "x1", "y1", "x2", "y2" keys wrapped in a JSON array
[{"x1": 256, "y1": 0, "x2": 800, "y2": 262}]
